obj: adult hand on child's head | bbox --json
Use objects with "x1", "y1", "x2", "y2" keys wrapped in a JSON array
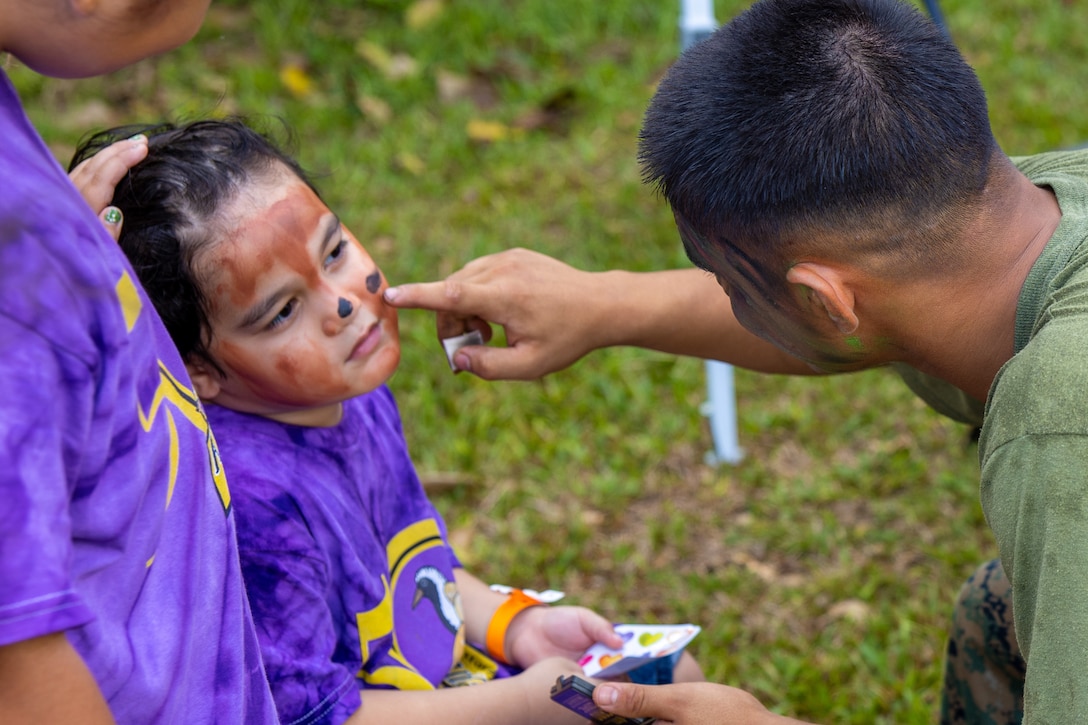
[
  {"x1": 505, "y1": 604, "x2": 624, "y2": 669},
  {"x1": 383, "y1": 248, "x2": 607, "y2": 380},
  {"x1": 68, "y1": 134, "x2": 148, "y2": 241},
  {"x1": 593, "y1": 681, "x2": 812, "y2": 725}
]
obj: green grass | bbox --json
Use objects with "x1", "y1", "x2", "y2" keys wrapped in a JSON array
[{"x1": 11, "y1": 1, "x2": 1088, "y2": 721}]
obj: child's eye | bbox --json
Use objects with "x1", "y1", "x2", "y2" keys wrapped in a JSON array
[
  {"x1": 324, "y1": 238, "x2": 347, "y2": 267},
  {"x1": 267, "y1": 299, "x2": 297, "y2": 329}
]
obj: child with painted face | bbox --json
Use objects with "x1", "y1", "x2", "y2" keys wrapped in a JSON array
[{"x1": 70, "y1": 119, "x2": 701, "y2": 725}]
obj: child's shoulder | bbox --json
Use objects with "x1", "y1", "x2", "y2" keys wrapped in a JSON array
[
  {"x1": 205, "y1": 386, "x2": 403, "y2": 463},
  {"x1": 355, "y1": 384, "x2": 398, "y2": 413},
  {"x1": 335, "y1": 385, "x2": 400, "y2": 426}
]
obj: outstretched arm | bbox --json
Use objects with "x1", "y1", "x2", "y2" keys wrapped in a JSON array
[{"x1": 383, "y1": 247, "x2": 815, "y2": 380}]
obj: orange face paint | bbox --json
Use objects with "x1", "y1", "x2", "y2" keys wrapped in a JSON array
[{"x1": 195, "y1": 171, "x2": 400, "y2": 427}]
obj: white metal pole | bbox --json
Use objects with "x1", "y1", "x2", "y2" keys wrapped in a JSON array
[
  {"x1": 680, "y1": 0, "x2": 717, "y2": 49},
  {"x1": 678, "y1": 0, "x2": 744, "y2": 465}
]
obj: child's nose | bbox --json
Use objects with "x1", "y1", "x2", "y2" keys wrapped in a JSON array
[{"x1": 322, "y1": 293, "x2": 357, "y2": 335}]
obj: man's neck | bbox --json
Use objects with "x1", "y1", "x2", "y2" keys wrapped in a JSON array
[{"x1": 888, "y1": 168, "x2": 1061, "y2": 402}]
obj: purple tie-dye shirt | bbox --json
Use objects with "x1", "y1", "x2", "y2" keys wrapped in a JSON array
[
  {"x1": 0, "y1": 71, "x2": 279, "y2": 724},
  {"x1": 208, "y1": 389, "x2": 509, "y2": 725}
]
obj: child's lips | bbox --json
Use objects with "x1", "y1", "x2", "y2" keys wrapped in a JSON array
[{"x1": 349, "y1": 322, "x2": 381, "y2": 361}]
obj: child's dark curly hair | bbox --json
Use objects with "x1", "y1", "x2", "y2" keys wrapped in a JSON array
[{"x1": 70, "y1": 118, "x2": 320, "y2": 374}]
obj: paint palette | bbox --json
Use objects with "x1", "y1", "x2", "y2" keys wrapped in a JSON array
[{"x1": 579, "y1": 623, "x2": 701, "y2": 679}]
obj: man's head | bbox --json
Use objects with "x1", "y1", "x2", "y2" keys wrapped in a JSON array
[
  {"x1": 639, "y1": 0, "x2": 999, "y2": 368},
  {"x1": 642, "y1": 0, "x2": 999, "y2": 272}
]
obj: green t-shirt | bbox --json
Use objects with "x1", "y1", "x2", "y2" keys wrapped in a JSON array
[
  {"x1": 896, "y1": 148, "x2": 1088, "y2": 723},
  {"x1": 984, "y1": 149, "x2": 1088, "y2": 723}
]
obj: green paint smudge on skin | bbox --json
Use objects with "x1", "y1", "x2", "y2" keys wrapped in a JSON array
[{"x1": 845, "y1": 335, "x2": 864, "y2": 351}]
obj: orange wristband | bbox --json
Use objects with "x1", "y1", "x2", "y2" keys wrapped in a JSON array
[{"x1": 485, "y1": 589, "x2": 543, "y2": 665}]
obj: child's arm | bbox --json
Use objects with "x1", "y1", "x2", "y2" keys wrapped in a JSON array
[
  {"x1": 0, "y1": 633, "x2": 116, "y2": 725},
  {"x1": 345, "y1": 656, "x2": 587, "y2": 725},
  {"x1": 454, "y1": 569, "x2": 624, "y2": 667},
  {"x1": 337, "y1": 570, "x2": 622, "y2": 725}
]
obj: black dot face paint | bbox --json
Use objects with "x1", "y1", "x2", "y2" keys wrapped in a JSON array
[
  {"x1": 365, "y1": 270, "x2": 382, "y2": 294},
  {"x1": 337, "y1": 297, "x2": 353, "y2": 318}
]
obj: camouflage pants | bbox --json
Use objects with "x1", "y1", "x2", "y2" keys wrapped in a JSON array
[{"x1": 940, "y1": 558, "x2": 1025, "y2": 725}]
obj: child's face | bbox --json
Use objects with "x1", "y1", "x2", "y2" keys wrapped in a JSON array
[{"x1": 189, "y1": 171, "x2": 401, "y2": 427}]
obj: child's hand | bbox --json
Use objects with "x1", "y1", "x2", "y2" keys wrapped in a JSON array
[
  {"x1": 505, "y1": 605, "x2": 624, "y2": 669},
  {"x1": 516, "y1": 657, "x2": 593, "y2": 725},
  {"x1": 68, "y1": 135, "x2": 148, "y2": 241}
]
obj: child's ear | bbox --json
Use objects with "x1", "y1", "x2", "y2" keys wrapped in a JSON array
[
  {"x1": 186, "y1": 358, "x2": 222, "y2": 401},
  {"x1": 786, "y1": 262, "x2": 859, "y2": 334}
]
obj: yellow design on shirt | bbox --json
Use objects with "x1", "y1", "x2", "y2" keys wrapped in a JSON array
[
  {"x1": 115, "y1": 271, "x2": 142, "y2": 332},
  {"x1": 357, "y1": 576, "x2": 394, "y2": 664},
  {"x1": 387, "y1": 519, "x2": 445, "y2": 590},
  {"x1": 356, "y1": 518, "x2": 464, "y2": 691},
  {"x1": 165, "y1": 406, "x2": 179, "y2": 508},
  {"x1": 115, "y1": 272, "x2": 232, "y2": 550},
  {"x1": 135, "y1": 362, "x2": 230, "y2": 512}
]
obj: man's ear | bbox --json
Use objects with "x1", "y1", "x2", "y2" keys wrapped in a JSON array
[
  {"x1": 186, "y1": 358, "x2": 222, "y2": 401},
  {"x1": 786, "y1": 262, "x2": 859, "y2": 334}
]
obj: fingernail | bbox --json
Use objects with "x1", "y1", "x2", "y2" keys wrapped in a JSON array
[
  {"x1": 103, "y1": 207, "x2": 122, "y2": 225},
  {"x1": 383, "y1": 287, "x2": 399, "y2": 302},
  {"x1": 596, "y1": 685, "x2": 618, "y2": 707},
  {"x1": 127, "y1": 134, "x2": 146, "y2": 143},
  {"x1": 453, "y1": 353, "x2": 471, "y2": 373}
]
